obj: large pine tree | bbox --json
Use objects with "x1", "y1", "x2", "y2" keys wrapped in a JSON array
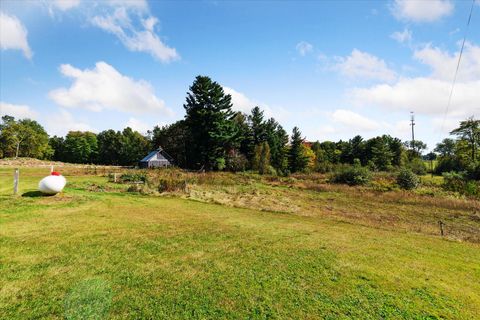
[{"x1": 184, "y1": 76, "x2": 237, "y2": 170}]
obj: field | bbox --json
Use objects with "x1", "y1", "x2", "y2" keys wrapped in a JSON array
[{"x1": 1, "y1": 165, "x2": 480, "y2": 319}]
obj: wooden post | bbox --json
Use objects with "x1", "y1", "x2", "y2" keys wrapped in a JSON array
[
  {"x1": 438, "y1": 221, "x2": 445, "y2": 237},
  {"x1": 114, "y1": 173, "x2": 117, "y2": 183},
  {"x1": 13, "y1": 168, "x2": 19, "y2": 195},
  {"x1": 50, "y1": 165, "x2": 54, "y2": 173}
]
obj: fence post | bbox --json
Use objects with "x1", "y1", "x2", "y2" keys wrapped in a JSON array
[
  {"x1": 114, "y1": 173, "x2": 117, "y2": 183},
  {"x1": 438, "y1": 221, "x2": 445, "y2": 237},
  {"x1": 50, "y1": 165, "x2": 54, "y2": 173},
  {"x1": 13, "y1": 168, "x2": 19, "y2": 195}
]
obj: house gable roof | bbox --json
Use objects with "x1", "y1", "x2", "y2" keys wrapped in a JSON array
[{"x1": 140, "y1": 151, "x2": 168, "y2": 162}]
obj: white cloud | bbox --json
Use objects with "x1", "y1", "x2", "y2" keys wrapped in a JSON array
[
  {"x1": 126, "y1": 117, "x2": 151, "y2": 134},
  {"x1": 390, "y1": 28, "x2": 412, "y2": 44},
  {"x1": 50, "y1": 0, "x2": 81, "y2": 11},
  {"x1": 42, "y1": 0, "x2": 177, "y2": 62},
  {"x1": 106, "y1": 0, "x2": 148, "y2": 11},
  {"x1": 0, "y1": 12, "x2": 32, "y2": 59},
  {"x1": 223, "y1": 86, "x2": 257, "y2": 113},
  {"x1": 351, "y1": 77, "x2": 480, "y2": 116},
  {"x1": 391, "y1": 0, "x2": 453, "y2": 22},
  {"x1": 91, "y1": 7, "x2": 179, "y2": 63},
  {"x1": 333, "y1": 49, "x2": 397, "y2": 82},
  {"x1": 350, "y1": 43, "x2": 480, "y2": 120},
  {"x1": 0, "y1": 102, "x2": 37, "y2": 119},
  {"x1": 49, "y1": 61, "x2": 172, "y2": 115},
  {"x1": 296, "y1": 41, "x2": 313, "y2": 56},
  {"x1": 331, "y1": 109, "x2": 380, "y2": 131},
  {"x1": 431, "y1": 116, "x2": 464, "y2": 135},
  {"x1": 222, "y1": 86, "x2": 292, "y2": 121},
  {"x1": 45, "y1": 109, "x2": 96, "y2": 136},
  {"x1": 413, "y1": 43, "x2": 480, "y2": 81},
  {"x1": 318, "y1": 125, "x2": 336, "y2": 135}
]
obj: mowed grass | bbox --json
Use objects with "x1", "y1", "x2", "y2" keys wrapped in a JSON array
[{"x1": 1, "y1": 168, "x2": 480, "y2": 319}]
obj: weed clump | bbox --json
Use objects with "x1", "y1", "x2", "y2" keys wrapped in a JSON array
[
  {"x1": 157, "y1": 178, "x2": 187, "y2": 193},
  {"x1": 119, "y1": 173, "x2": 146, "y2": 183}
]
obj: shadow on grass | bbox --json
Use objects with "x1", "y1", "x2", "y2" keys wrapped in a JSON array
[{"x1": 22, "y1": 191, "x2": 54, "y2": 197}]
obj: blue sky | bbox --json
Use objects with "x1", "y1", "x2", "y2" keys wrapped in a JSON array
[{"x1": 1, "y1": 0, "x2": 479, "y2": 150}]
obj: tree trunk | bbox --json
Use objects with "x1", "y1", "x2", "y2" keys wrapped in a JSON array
[{"x1": 15, "y1": 141, "x2": 20, "y2": 159}]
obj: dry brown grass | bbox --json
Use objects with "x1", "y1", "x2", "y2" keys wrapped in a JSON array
[{"x1": 130, "y1": 169, "x2": 480, "y2": 243}]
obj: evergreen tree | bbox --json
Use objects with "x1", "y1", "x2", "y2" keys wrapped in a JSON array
[
  {"x1": 249, "y1": 106, "x2": 267, "y2": 146},
  {"x1": 288, "y1": 126, "x2": 308, "y2": 173},
  {"x1": 369, "y1": 136, "x2": 393, "y2": 170},
  {"x1": 231, "y1": 112, "x2": 252, "y2": 160},
  {"x1": 388, "y1": 137, "x2": 406, "y2": 166},
  {"x1": 184, "y1": 76, "x2": 237, "y2": 170},
  {"x1": 264, "y1": 118, "x2": 288, "y2": 173}
]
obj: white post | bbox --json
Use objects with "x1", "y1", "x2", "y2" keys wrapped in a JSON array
[
  {"x1": 114, "y1": 173, "x2": 117, "y2": 183},
  {"x1": 13, "y1": 168, "x2": 19, "y2": 195},
  {"x1": 50, "y1": 165, "x2": 54, "y2": 173}
]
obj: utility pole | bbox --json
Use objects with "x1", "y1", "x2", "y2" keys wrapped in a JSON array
[{"x1": 410, "y1": 111, "x2": 415, "y2": 152}]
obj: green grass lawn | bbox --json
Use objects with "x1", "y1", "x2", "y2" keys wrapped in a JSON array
[{"x1": 1, "y1": 167, "x2": 480, "y2": 319}]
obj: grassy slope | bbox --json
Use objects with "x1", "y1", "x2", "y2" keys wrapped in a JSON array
[{"x1": 1, "y1": 168, "x2": 480, "y2": 319}]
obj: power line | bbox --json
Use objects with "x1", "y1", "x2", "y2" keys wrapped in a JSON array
[{"x1": 440, "y1": 0, "x2": 476, "y2": 134}]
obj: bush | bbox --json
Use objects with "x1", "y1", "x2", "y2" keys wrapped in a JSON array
[
  {"x1": 407, "y1": 158, "x2": 427, "y2": 175},
  {"x1": 442, "y1": 172, "x2": 465, "y2": 193},
  {"x1": 119, "y1": 173, "x2": 146, "y2": 183},
  {"x1": 435, "y1": 157, "x2": 460, "y2": 174},
  {"x1": 465, "y1": 163, "x2": 480, "y2": 180},
  {"x1": 314, "y1": 161, "x2": 335, "y2": 173},
  {"x1": 225, "y1": 150, "x2": 248, "y2": 172},
  {"x1": 442, "y1": 171, "x2": 479, "y2": 196},
  {"x1": 331, "y1": 165, "x2": 371, "y2": 186},
  {"x1": 215, "y1": 157, "x2": 226, "y2": 171},
  {"x1": 396, "y1": 168, "x2": 419, "y2": 190}
]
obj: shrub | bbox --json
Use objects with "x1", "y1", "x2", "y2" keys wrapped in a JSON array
[
  {"x1": 442, "y1": 171, "x2": 479, "y2": 197},
  {"x1": 266, "y1": 165, "x2": 277, "y2": 176},
  {"x1": 396, "y1": 168, "x2": 419, "y2": 190},
  {"x1": 331, "y1": 165, "x2": 371, "y2": 186},
  {"x1": 442, "y1": 172, "x2": 466, "y2": 193},
  {"x1": 225, "y1": 150, "x2": 248, "y2": 172},
  {"x1": 370, "y1": 174, "x2": 397, "y2": 192},
  {"x1": 465, "y1": 163, "x2": 480, "y2": 180},
  {"x1": 435, "y1": 157, "x2": 460, "y2": 174},
  {"x1": 215, "y1": 157, "x2": 226, "y2": 171},
  {"x1": 407, "y1": 158, "x2": 427, "y2": 175},
  {"x1": 465, "y1": 181, "x2": 479, "y2": 196},
  {"x1": 314, "y1": 161, "x2": 335, "y2": 173},
  {"x1": 120, "y1": 173, "x2": 146, "y2": 183}
]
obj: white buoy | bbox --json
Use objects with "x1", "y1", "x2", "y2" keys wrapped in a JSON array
[{"x1": 38, "y1": 171, "x2": 66, "y2": 195}]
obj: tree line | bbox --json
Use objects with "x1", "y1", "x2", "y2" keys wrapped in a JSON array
[{"x1": 1, "y1": 75, "x2": 478, "y2": 176}]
